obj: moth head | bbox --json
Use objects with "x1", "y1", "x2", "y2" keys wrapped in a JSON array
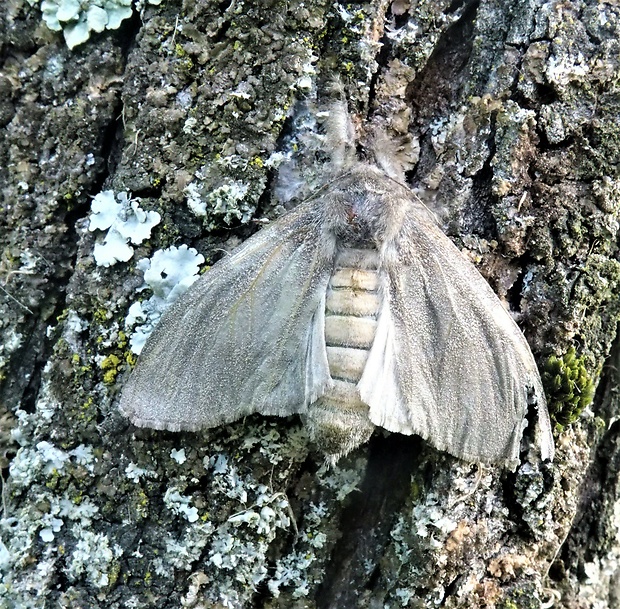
[
  {"x1": 273, "y1": 88, "x2": 415, "y2": 213},
  {"x1": 363, "y1": 119, "x2": 420, "y2": 187}
]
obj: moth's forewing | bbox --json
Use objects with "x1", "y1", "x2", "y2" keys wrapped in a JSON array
[{"x1": 119, "y1": 200, "x2": 334, "y2": 431}]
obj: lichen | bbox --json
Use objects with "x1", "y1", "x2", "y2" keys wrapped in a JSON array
[
  {"x1": 542, "y1": 347, "x2": 596, "y2": 432},
  {"x1": 124, "y1": 244, "x2": 205, "y2": 353},
  {"x1": 0, "y1": 329, "x2": 23, "y2": 387},
  {"x1": 0, "y1": 434, "x2": 109, "y2": 604},
  {"x1": 185, "y1": 177, "x2": 251, "y2": 225},
  {"x1": 67, "y1": 529, "x2": 123, "y2": 588},
  {"x1": 88, "y1": 190, "x2": 161, "y2": 268},
  {"x1": 163, "y1": 488, "x2": 200, "y2": 523},
  {"x1": 267, "y1": 501, "x2": 329, "y2": 598},
  {"x1": 39, "y1": 0, "x2": 161, "y2": 49},
  {"x1": 183, "y1": 156, "x2": 264, "y2": 230},
  {"x1": 100, "y1": 353, "x2": 121, "y2": 384}
]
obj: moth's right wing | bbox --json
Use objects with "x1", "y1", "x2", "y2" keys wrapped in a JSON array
[
  {"x1": 359, "y1": 186, "x2": 553, "y2": 469},
  {"x1": 119, "y1": 199, "x2": 336, "y2": 432}
]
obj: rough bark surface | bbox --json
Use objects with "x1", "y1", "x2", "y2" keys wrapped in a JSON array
[{"x1": 1, "y1": 0, "x2": 620, "y2": 608}]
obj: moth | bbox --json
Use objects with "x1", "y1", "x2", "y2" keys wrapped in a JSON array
[{"x1": 119, "y1": 161, "x2": 555, "y2": 470}]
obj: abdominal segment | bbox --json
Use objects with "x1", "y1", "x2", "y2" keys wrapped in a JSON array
[{"x1": 304, "y1": 247, "x2": 381, "y2": 462}]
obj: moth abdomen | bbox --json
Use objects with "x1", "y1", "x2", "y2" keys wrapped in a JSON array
[
  {"x1": 305, "y1": 246, "x2": 381, "y2": 460},
  {"x1": 324, "y1": 316, "x2": 377, "y2": 350},
  {"x1": 324, "y1": 247, "x2": 381, "y2": 378},
  {"x1": 325, "y1": 288, "x2": 381, "y2": 316},
  {"x1": 305, "y1": 377, "x2": 375, "y2": 462},
  {"x1": 324, "y1": 346, "x2": 367, "y2": 382}
]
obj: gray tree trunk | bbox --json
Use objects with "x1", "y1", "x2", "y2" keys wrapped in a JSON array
[{"x1": 2, "y1": 0, "x2": 620, "y2": 607}]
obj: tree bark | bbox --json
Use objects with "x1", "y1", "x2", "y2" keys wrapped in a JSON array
[{"x1": 2, "y1": 0, "x2": 620, "y2": 607}]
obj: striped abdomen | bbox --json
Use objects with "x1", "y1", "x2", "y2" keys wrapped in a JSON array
[
  {"x1": 305, "y1": 247, "x2": 381, "y2": 462},
  {"x1": 325, "y1": 247, "x2": 380, "y2": 389}
]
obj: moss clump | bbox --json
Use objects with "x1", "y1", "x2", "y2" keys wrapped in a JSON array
[{"x1": 542, "y1": 347, "x2": 596, "y2": 431}]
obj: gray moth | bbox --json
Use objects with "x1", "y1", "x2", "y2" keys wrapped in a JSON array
[{"x1": 119, "y1": 160, "x2": 555, "y2": 470}]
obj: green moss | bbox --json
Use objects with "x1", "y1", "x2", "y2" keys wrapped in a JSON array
[
  {"x1": 76, "y1": 397, "x2": 97, "y2": 424},
  {"x1": 101, "y1": 354, "x2": 120, "y2": 369},
  {"x1": 56, "y1": 309, "x2": 70, "y2": 324},
  {"x1": 542, "y1": 347, "x2": 596, "y2": 431},
  {"x1": 132, "y1": 488, "x2": 150, "y2": 519},
  {"x1": 409, "y1": 478, "x2": 423, "y2": 501},
  {"x1": 45, "y1": 469, "x2": 62, "y2": 490},
  {"x1": 102, "y1": 369, "x2": 118, "y2": 385},
  {"x1": 62, "y1": 192, "x2": 78, "y2": 211},
  {"x1": 71, "y1": 397, "x2": 97, "y2": 425}
]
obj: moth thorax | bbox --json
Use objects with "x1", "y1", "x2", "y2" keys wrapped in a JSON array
[{"x1": 304, "y1": 247, "x2": 380, "y2": 462}]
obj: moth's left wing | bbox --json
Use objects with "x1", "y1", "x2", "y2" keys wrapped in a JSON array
[
  {"x1": 119, "y1": 198, "x2": 335, "y2": 432},
  {"x1": 359, "y1": 192, "x2": 554, "y2": 469}
]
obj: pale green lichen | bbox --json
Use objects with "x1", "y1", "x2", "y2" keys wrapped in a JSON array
[
  {"x1": 38, "y1": 0, "x2": 162, "y2": 49},
  {"x1": 0, "y1": 435, "x2": 110, "y2": 603},
  {"x1": 164, "y1": 488, "x2": 200, "y2": 523},
  {"x1": 185, "y1": 178, "x2": 252, "y2": 225},
  {"x1": 41, "y1": 0, "x2": 133, "y2": 49},
  {"x1": 183, "y1": 151, "x2": 271, "y2": 231},
  {"x1": 267, "y1": 501, "x2": 329, "y2": 598},
  {"x1": 67, "y1": 529, "x2": 123, "y2": 588},
  {"x1": 0, "y1": 329, "x2": 23, "y2": 385},
  {"x1": 124, "y1": 245, "x2": 205, "y2": 354},
  {"x1": 89, "y1": 190, "x2": 161, "y2": 268}
]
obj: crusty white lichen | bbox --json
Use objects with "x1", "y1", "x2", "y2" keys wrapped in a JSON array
[
  {"x1": 186, "y1": 178, "x2": 251, "y2": 223},
  {"x1": 125, "y1": 461, "x2": 158, "y2": 482},
  {"x1": 170, "y1": 448, "x2": 187, "y2": 464},
  {"x1": 164, "y1": 488, "x2": 200, "y2": 523},
  {"x1": 67, "y1": 529, "x2": 123, "y2": 587},
  {"x1": 0, "y1": 417, "x2": 113, "y2": 604},
  {"x1": 268, "y1": 501, "x2": 328, "y2": 598},
  {"x1": 0, "y1": 330, "x2": 23, "y2": 386},
  {"x1": 185, "y1": 171, "x2": 254, "y2": 229}
]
